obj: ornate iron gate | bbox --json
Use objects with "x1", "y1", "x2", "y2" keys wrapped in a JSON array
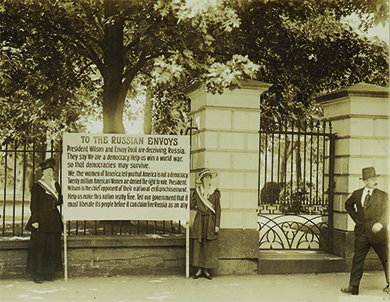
[{"x1": 258, "y1": 121, "x2": 335, "y2": 251}]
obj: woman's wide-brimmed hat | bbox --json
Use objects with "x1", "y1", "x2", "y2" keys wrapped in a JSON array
[
  {"x1": 39, "y1": 157, "x2": 56, "y2": 171},
  {"x1": 196, "y1": 168, "x2": 218, "y2": 183},
  {"x1": 360, "y1": 167, "x2": 380, "y2": 180}
]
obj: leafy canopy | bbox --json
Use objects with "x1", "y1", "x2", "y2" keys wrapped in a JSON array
[{"x1": 0, "y1": 0, "x2": 388, "y2": 139}]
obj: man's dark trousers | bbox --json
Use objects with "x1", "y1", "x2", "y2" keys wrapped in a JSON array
[{"x1": 350, "y1": 231, "x2": 389, "y2": 287}]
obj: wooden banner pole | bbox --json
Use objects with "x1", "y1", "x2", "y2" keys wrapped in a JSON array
[
  {"x1": 64, "y1": 220, "x2": 68, "y2": 282},
  {"x1": 186, "y1": 220, "x2": 190, "y2": 278}
]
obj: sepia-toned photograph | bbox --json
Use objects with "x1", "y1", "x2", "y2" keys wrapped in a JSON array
[{"x1": 0, "y1": 0, "x2": 389, "y2": 301}]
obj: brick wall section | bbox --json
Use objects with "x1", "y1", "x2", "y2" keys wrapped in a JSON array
[
  {"x1": 0, "y1": 235, "x2": 186, "y2": 279},
  {"x1": 317, "y1": 82, "x2": 389, "y2": 263}
]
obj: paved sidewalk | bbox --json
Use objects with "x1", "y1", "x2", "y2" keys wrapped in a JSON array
[{"x1": 1, "y1": 271, "x2": 388, "y2": 302}]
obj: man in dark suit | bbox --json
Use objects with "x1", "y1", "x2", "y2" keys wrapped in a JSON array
[{"x1": 341, "y1": 167, "x2": 389, "y2": 295}]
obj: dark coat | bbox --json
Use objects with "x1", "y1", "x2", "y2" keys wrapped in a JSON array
[
  {"x1": 26, "y1": 181, "x2": 63, "y2": 233},
  {"x1": 190, "y1": 187, "x2": 221, "y2": 241},
  {"x1": 345, "y1": 188, "x2": 389, "y2": 245}
]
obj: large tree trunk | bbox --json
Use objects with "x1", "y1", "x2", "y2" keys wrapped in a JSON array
[{"x1": 103, "y1": 0, "x2": 125, "y2": 133}]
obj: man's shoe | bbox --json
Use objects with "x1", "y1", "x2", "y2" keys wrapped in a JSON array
[
  {"x1": 33, "y1": 277, "x2": 43, "y2": 284},
  {"x1": 341, "y1": 286, "x2": 359, "y2": 295},
  {"x1": 383, "y1": 284, "x2": 390, "y2": 293}
]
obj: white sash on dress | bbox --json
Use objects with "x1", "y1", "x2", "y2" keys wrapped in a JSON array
[
  {"x1": 37, "y1": 179, "x2": 59, "y2": 202},
  {"x1": 196, "y1": 186, "x2": 215, "y2": 214}
]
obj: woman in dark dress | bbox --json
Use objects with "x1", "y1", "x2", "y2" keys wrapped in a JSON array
[
  {"x1": 191, "y1": 168, "x2": 221, "y2": 280},
  {"x1": 26, "y1": 158, "x2": 63, "y2": 283}
]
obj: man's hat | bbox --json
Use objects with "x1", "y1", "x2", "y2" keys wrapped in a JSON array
[
  {"x1": 360, "y1": 167, "x2": 380, "y2": 180},
  {"x1": 39, "y1": 158, "x2": 56, "y2": 171},
  {"x1": 196, "y1": 168, "x2": 218, "y2": 183}
]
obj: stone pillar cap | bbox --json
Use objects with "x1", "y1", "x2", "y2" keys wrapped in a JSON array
[{"x1": 316, "y1": 82, "x2": 389, "y2": 103}]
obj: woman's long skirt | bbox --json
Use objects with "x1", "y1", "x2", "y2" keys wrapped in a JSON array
[
  {"x1": 192, "y1": 238, "x2": 219, "y2": 269},
  {"x1": 26, "y1": 231, "x2": 62, "y2": 277}
]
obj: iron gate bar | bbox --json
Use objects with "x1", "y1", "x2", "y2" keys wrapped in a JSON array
[
  {"x1": 21, "y1": 141, "x2": 27, "y2": 237},
  {"x1": 310, "y1": 122, "x2": 313, "y2": 203},
  {"x1": 257, "y1": 120, "x2": 262, "y2": 203},
  {"x1": 2, "y1": 143, "x2": 8, "y2": 237},
  {"x1": 12, "y1": 140, "x2": 17, "y2": 236},
  {"x1": 271, "y1": 131, "x2": 275, "y2": 186},
  {"x1": 277, "y1": 128, "x2": 281, "y2": 189},
  {"x1": 264, "y1": 131, "x2": 268, "y2": 187},
  {"x1": 284, "y1": 126, "x2": 288, "y2": 209},
  {"x1": 290, "y1": 121, "x2": 294, "y2": 201},
  {"x1": 297, "y1": 122, "x2": 300, "y2": 191},
  {"x1": 303, "y1": 121, "x2": 307, "y2": 197},
  {"x1": 316, "y1": 122, "x2": 320, "y2": 205},
  {"x1": 322, "y1": 122, "x2": 326, "y2": 208}
]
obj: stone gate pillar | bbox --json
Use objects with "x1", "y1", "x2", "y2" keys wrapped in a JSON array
[
  {"x1": 317, "y1": 83, "x2": 389, "y2": 268},
  {"x1": 185, "y1": 80, "x2": 271, "y2": 274}
]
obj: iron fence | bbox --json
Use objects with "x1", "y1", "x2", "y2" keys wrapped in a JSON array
[
  {"x1": 258, "y1": 121, "x2": 336, "y2": 251},
  {"x1": 0, "y1": 138, "x2": 185, "y2": 237}
]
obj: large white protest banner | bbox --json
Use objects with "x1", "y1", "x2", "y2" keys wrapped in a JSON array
[{"x1": 62, "y1": 133, "x2": 190, "y2": 221}]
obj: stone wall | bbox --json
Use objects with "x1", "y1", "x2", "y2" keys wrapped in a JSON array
[{"x1": 0, "y1": 235, "x2": 186, "y2": 279}]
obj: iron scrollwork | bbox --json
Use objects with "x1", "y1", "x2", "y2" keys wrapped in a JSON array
[{"x1": 258, "y1": 214, "x2": 329, "y2": 250}]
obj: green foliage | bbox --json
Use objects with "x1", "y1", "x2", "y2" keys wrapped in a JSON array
[
  {"x1": 0, "y1": 0, "x2": 388, "y2": 137},
  {"x1": 152, "y1": 0, "x2": 389, "y2": 134},
  {"x1": 234, "y1": 0, "x2": 389, "y2": 130},
  {"x1": 0, "y1": 0, "x2": 102, "y2": 142},
  {"x1": 1, "y1": 0, "x2": 260, "y2": 135},
  {"x1": 152, "y1": 88, "x2": 190, "y2": 135}
]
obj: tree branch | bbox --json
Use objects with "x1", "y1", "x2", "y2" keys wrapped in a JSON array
[
  {"x1": 121, "y1": 36, "x2": 141, "y2": 56},
  {"x1": 116, "y1": 50, "x2": 149, "y2": 118},
  {"x1": 76, "y1": 0, "x2": 105, "y2": 41},
  {"x1": 67, "y1": 39, "x2": 105, "y2": 75}
]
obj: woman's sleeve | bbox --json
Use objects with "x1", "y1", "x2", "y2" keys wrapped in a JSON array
[
  {"x1": 215, "y1": 190, "x2": 221, "y2": 228},
  {"x1": 30, "y1": 184, "x2": 39, "y2": 223},
  {"x1": 56, "y1": 182, "x2": 63, "y2": 205},
  {"x1": 190, "y1": 189, "x2": 197, "y2": 210}
]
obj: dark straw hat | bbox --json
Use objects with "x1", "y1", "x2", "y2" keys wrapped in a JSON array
[
  {"x1": 360, "y1": 167, "x2": 380, "y2": 180},
  {"x1": 196, "y1": 168, "x2": 218, "y2": 183},
  {"x1": 39, "y1": 158, "x2": 56, "y2": 171}
]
